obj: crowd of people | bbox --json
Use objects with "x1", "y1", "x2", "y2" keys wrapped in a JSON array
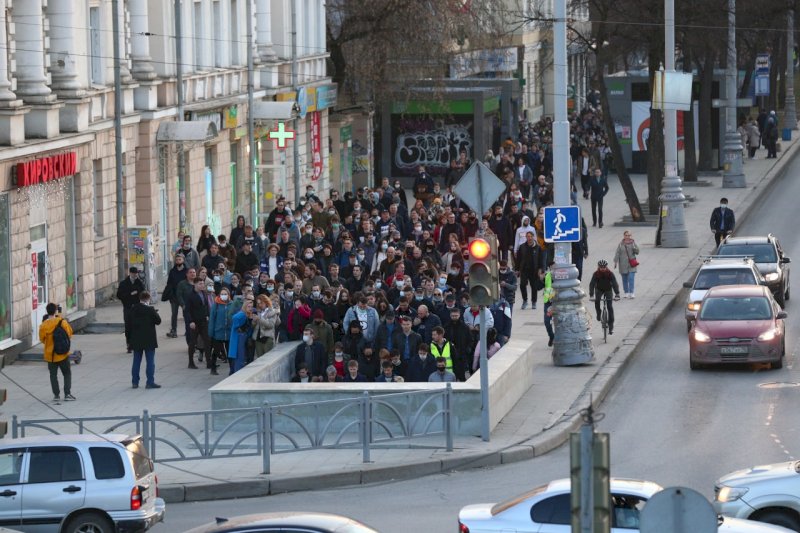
[{"x1": 128, "y1": 103, "x2": 638, "y2": 384}]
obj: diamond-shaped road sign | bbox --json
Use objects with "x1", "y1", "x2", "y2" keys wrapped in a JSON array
[{"x1": 453, "y1": 161, "x2": 507, "y2": 216}]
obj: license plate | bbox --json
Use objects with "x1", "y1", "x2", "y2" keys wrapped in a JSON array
[{"x1": 720, "y1": 346, "x2": 748, "y2": 354}]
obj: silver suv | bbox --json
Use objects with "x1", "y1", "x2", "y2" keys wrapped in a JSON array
[{"x1": 0, "y1": 434, "x2": 165, "y2": 533}]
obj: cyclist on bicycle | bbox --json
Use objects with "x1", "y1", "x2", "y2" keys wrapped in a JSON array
[{"x1": 589, "y1": 259, "x2": 620, "y2": 335}]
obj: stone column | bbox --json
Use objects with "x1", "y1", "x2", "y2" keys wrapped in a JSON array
[
  {"x1": 14, "y1": 0, "x2": 55, "y2": 101},
  {"x1": 255, "y1": 0, "x2": 276, "y2": 61},
  {"x1": 47, "y1": 0, "x2": 84, "y2": 95},
  {"x1": 118, "y1": 0, "x2": 133, "y2": 82},
  {"x1": 130, "y1": 0, "x2": 156, "y2": 80},
  {"x1": 0, "y1": 1, "x2": 19, "y2": 102}
]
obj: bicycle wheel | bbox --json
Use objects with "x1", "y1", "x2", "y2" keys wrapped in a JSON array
[{"x1": 601, "y1": 307, "x2": 609, "y2": 343}]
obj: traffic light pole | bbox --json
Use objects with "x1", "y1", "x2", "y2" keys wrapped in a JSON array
[
  {"x1": 551, "y1": 0, "x2": 594, "y2": 365},
  {"x1": 479, "y1": 306, "x2": 489, "y2": 442}
]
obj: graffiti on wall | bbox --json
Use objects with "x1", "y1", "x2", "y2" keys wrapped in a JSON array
[
  {"x1": 390, "y1": 116, "x2": 473, "y2": 176},
  {"x1": 352, "y1": 139, "x2": 370, "y2": 174}
]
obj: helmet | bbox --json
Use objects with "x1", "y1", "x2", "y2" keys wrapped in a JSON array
[{"x1": 597, "y1": 259, "x2": 608, "y2": 268}]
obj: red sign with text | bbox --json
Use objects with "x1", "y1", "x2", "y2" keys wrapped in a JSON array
[
  {"x1": 15, "y1": 152, "x2": 77, "y2": 187},
  {"x1": 311, "y1": 112, "x2": 322, "y2": 181}
]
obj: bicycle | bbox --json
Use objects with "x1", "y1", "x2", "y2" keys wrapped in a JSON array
[{"x1": 594, "y1": 294, "x2": 619, "y2": 343}]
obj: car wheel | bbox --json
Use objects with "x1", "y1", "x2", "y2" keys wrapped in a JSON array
[
  {"x1": 64, "y1": 512, "x2": 114, "y2": 533},
  {"x1": 751, "y1": 509, "x2": 800, "y2": 531},
  {"x1": 773, "y1": 355, "x2": 784, "y2": 370}
]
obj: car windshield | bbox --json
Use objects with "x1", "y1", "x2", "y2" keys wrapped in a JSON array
[
  {"x1": 693, "y1": 268, "x2": 756, "y2": 290},
  {"x1": 699, "y1": 296, "x2": 772, "y2": 321},
  {"x1": 717, "y1": 243, "x2": 778, "y2": 263}
]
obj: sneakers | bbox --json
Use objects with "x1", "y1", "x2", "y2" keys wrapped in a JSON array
[
  {"x1": 521, "y1": 301, "x2": 528, "y2": 310},
  {"x1": 166, "y1": 331, "x2": 178, "y2": 338},
  {"x1": 197, "y1": 353, "x2": 204, "y2": 362},
  {"x1": 548, "y1": 338, "x2": 554, "y2": 347},
  {"x1": 210, "y1": 369, "x2": 219, "y2": 376},
  {"x1": 531, "y1": 302, "x2": 537, "y2": 310},
  {"x1": 630, "y1": 293, "x2": 635, "y2": 299},
  {"x1": 132, "y1": 384, "x2": 139, "y2": 389},
  {"x1": 609, "y1": 328, "x2": 614, "y2": 335},
  {"x1": 188, "y1": 363, "x2": 198, "y2": 369},
  {"x1": 64, "y1": 394, "x2": 76, "y2": 401},
  {"x1": 145, "y1": 383, "x2": 162, "y2": 389},
  {"x1": 53, "y1": 395, "x2": 60, "y2": 403}
]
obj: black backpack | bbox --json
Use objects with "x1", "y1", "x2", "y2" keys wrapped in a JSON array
[{"x1": 52, "y1": 320, "x2": 71, "y2": 356}]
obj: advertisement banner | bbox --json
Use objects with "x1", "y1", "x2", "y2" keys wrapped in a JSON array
[
  {"x1": 390, "y1": 114, "x2": 474, "y2": 177},
  {"x1": 311, "y1": 112, "x2": 322, "y2": 181},
  {"x1": 632, "y1": 101, "x2": 651, "y2": 152}
]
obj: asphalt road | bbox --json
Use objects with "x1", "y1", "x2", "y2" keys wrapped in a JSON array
[{"x1": 154, "y1": 160, "x2": 800, "y2": 533}]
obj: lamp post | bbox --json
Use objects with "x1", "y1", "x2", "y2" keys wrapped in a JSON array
[
  {"x1": 722, "y1": 0, "x2": 746, "y2": 188},
  {"x1": 551, "y1": 0, "x2": 594, "y2": 366},
  {"x1": 657, "y1": 0, "x2": 689, "y2": 247},
  {"x1": 786, "y1": 3, "x2": 797, "y2": 130}
]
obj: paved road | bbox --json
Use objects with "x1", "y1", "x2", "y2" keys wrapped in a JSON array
[{"x1": 152, "y1": 158, "x2": 800, "y2": 532}]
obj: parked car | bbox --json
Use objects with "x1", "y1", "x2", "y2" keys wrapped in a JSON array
[
  {"x1": 458, "y1": 478, "x2": 790, "y2": 532},
  {"x1": 688, "y1": 285, "x2": 787, "y2": 370},
  {"x1": 718, "y1": 234, "x2": 791, "y2": 307},
  {"x1": 0, "y1": 434, "x2": 165, "y2": 533},
  {"x1": 183, "y1": 512, "x2": 379, "y2": 533},
  {"x1": 715, "y1": 460, "x2": 800, "y2": 531},
  {"x1": 684, "y1": 257, "x2": 765, "y2": 330}
]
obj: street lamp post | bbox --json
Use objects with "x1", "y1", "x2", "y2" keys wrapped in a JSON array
[
  {"x1": 786, "y1": 3, "x2": 797, "y2": 130},
  {"x1": 551, "y1": 0, "x2": 594, "y2": 366},
  {"x1": 658, "y1": 0, "x2": 689, "y2": 248},
  {"x1": 723, "y1": 0, "x2": 746, "y2": 188}
]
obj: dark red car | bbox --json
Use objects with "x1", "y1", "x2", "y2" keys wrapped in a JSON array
[{"x1": 689, "y1": 285, "x2": 787, "y2": 370}]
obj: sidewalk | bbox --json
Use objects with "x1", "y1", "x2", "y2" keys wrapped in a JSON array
[{"x1": 1, "y1": 141, "x2": 797, "y2": 503}]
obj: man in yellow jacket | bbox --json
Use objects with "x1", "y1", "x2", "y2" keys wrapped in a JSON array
[{"x1": 39, "y1": 303, "x2": 75, "y2": 403}]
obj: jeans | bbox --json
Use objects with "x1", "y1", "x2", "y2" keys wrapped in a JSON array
[
  {"x1": 520, "y1": 270, "x2": 539, "y2": 304},
  {"x1": 169, "y1": 298, "x2": 180, "y2": 332},
  {"x1": 544, "y1": 302, "x2": 554, "y2": 340},
  {"x1": 621, "y1": 272, "x2": 636, "y2": 294},
  {"x1": 48, "y1": 359, "x2": 71, "y2": 396},
  {"x1": 591, "y1": 197, "x2": 604, "y2": 225},
  {"x1": 132, "y1": 348, "x2": 156, "y2": 386},
  {"x1": 575, "y1": 255, "x2": 584, "y2": 281}
]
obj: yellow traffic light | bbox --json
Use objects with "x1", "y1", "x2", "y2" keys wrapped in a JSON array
[{"x1": 468, "y1": 236, "x2": 499, "y2": 306}]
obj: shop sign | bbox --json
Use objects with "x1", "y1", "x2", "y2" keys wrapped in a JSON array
[
  {"x1": 311, "y1": 112, "x2": 322, "y2": 181},
  {"x1": 14, "y1": 152, "x2": 77, "y2": 188},
  {"x1": 316, "y1": 84, "x2": 338, "y2": 110},
  {"x1": 277, "y1": 87, "x2": 317, "y2": 118},
  {"x1": 224, "y1": 106, "x2": 239, "y2": 129}
]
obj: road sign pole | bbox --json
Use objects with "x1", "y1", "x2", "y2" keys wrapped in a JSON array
[
  {"x1": 551, "y1": 0, "x2": 593, "y2": 366},
  {"x1": 479, "y1": 305, "x2": 489, "y2": 442},
  {"x1": 722, "y1": 0, "x2": 746, "y2": 189}
]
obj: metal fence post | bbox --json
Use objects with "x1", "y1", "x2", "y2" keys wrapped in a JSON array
[
  {"x1": 445, "y1": 384, "x2": 453, "y2": 452},
  {"x1": 361, "y1": 391, "x2": 370, "y2": 463},
  {"x1": 142, "y1": 410, "x2": 152, "y2": 459},
  {"x1": 261, "y1": 403, "x2": 271, "y2": 475},
  {"x1": 11, "y1": 415, "x2": 17, "y2": 438}
]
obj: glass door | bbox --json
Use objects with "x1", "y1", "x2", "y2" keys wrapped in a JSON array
[{"x1": 30, "y1": 240, "x2": 48, "y2": 344}]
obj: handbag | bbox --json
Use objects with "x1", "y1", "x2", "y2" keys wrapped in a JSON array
[
  {"x1": 160, "y1": 283, "x2": 174, "y2": 302},
  {"x1": 625, "y1": 243, "x2": 640, "y2": 268}
]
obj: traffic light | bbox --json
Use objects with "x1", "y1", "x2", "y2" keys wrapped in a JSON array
[
  {"x1": 570, "y1": 431, "x2": 611, "y2": 531},
  {"x1": 468, "y1": 236, "x2": 498, "y2": 306}
]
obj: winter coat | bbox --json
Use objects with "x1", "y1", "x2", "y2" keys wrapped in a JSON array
[
  {"x1": 229, "y1": 310, "x2": 251, "y2": 372},
  {"x1": 746, "y1": 122, "x2": 761, "y2": 148},
  {"x1": 209, "y1": 300, "x2": 233, "y2": 341},
  {"x1": 253, "y1": 307, "x2": 280, "y2": 342},
  {"x1": 514, "y1": 219, "x2": 536, "y2": 254},
  {"x1": 343, "y1": 305, "x2": 381, "y2": 343},
  {"x1": 614, "y1": 240, "x2": 640, "y2": 275},
  {"x1": 129, "y1": 303, "x2": 161, "y2": 351},
  {"x1": 39, "y1": 315, "x2": 73, "y2": 363}
]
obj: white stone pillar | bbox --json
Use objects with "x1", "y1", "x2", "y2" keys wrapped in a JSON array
[
  {"x1": 0, "y1": 1, "x2": 18, "y2": 102},
  {"x1": 47, "y1": 0, "x2": 84, "y2": 94},
  {"x1": 255, "y1": 0, "x2": 276, "y2": 61},
  {"x1": 130, "y1": 0, "x2": 156, "y2": 79},
  {"x1": 14, "y1": 0, "x2": 55, "y2": 101},
  {"x1": 118, "y1": 0, "x2": 133, "y2": 82}
]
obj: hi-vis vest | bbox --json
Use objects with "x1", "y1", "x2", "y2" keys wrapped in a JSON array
[
  {"x1": 543, "y1": 271, "x2": 555, "y2": 303},
  {"x1": 430, "y1": 341, "x2": 453, "y2": 371}
]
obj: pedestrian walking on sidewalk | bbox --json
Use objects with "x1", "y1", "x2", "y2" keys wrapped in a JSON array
[
  {"x1": 710, "y1": 198, "x2": 736, "y2": 247},
  {"x1": 746, "y1": 117, "x2": 761, "y2": 159},
  {"x1": 39, "y1": 303, "x2": 75, "y2": 403},
  {"x1": 117, "y1": 267, "x2": 145, "y2": 353},
  {"x1": 515, "y1": 231, "x2": 543, "y2": 310},
  {"x1": 762, "y1": 111, "x2": 779, "y2": 158},
  {"x1": 589, "y1": 168, "x2": 609, "y2": 228},
  {"x1": 163, "y1": 253, "x2": 188, "y2": 337},
  {"x1": 184, "y1": 279, "x2": 211, "y2": 369},
  {"x1": 613, "y1": 231, "x2": 640, "y2": 298},
  {"x1": 130, "y1": 291, "x2": 161, "y2": 389}
]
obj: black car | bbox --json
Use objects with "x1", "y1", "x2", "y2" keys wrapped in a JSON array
[{"x1": 718, "y1": 234, "x2": 791, "y2": 307}]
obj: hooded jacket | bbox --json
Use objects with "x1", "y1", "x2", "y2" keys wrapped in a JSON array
[
  {"x1": 39, "y1": 315, "x2": 73, "y2": 363},
  {"x1": 514, "y1": 217, "x2": 536, "y2": 254}
]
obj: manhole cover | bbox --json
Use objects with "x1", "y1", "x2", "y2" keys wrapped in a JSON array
[{"x1": 758, "y1": 382, "x2": 800, "y2": 389}]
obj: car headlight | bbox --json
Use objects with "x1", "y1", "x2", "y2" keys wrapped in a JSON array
[
  {"x1": 687, "y1": 302, "x2": 701, "y2": 312},
  {"x1": 758, "y1": 329, "x2": 778, "y2": 341},
  {"x1": 717, "y1": 486, "x2": 749, "y2": 503},
  {"x1": 694, "y1": 330, "x2": 712, "y2": 343},
  {"x1": 765, "y1": 272, "x2": 780, "y2": 282}
]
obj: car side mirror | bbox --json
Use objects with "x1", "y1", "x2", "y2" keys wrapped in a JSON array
[
  {"x1": 683, "y1": 282, "x2": 693, "y2": 289},
  {"x1": 777, "y1": 311, "x2": 788, "y2": 320},
  {"x1": 781, "y1": 257, "x2": 791, "y2": 264}
]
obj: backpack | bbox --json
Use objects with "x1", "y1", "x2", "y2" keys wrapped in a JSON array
[{"x1": 52, "y1": 319, "x2": 71, "y2": 356}]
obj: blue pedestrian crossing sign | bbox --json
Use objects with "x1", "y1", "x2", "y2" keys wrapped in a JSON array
[{"x1": 543, "y1": 206, "x2": 581, "y2": 243}]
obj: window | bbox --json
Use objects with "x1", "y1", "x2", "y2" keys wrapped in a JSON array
[
  {"x1": 125, "y1": 439, "x2": 153, "y2": 479},
  {"x1": 0, "y1": 449, "x2": 23, "y2": 485},
  {"x1": 28, "y1": 448, "x2": 83, "y2": 483},
  {"x1": 92, "y1": 159, "x2": 103, "y2": 237},
  {"x1": 530, "y1": 493, "x2": 571, "y2": 525},
  {"x1": 89, "y1": 447, "x2": 125, "y2": 479},
  {"x1": 612, "y1": 494, "x2": 647, "y2": 529},
  {"x1": 0, "y1": 194, "x2": 10, "y2": 342},
  {"x1": 89, "y1": 6, "x2": 102, "y2": 85}
]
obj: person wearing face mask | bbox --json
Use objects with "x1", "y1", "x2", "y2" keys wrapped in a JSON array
[
  {"x1": 488, "y1": 205, "x2": 512, "y2": 262},
  {"x1": 184, "y1": 279, "x2": 212, "y2": 369},
  {"x1": 227, "y1": 297, "x2": 254, "y2": 374},
  {"x1": 216, "y1": 234, "x2": 237, "y2": 272},
  {"x1": 117, "y1": 267, "x2": 146, "y2": 353},
  {"x1": 709, "y1": 197, "x2": 735, "y2": 247},
  {"x1": 392, "y1": 180, "x2": 408, "y2": 207},
  {"x1": 291, "y1": 327, "x2": 325, "y2": 381},
  {"x1": 251, "y1": 294, "x2": 280, "y2": 358},
  {"x1": 129, "y1": 291, "x2": 162, "y2": 389},
  {"x1": 307, "y1": 308, "x2": 334, "y2": 359},
  {"x1": 164, "y1": 255, "x2": 188, "y2": 338},
  {"x1": 513, "y1": 215, "x2": 535, "y2": 266},
  {"x1": 208, "y1": 287, "x2": 234, "y2": 375},
  {"x1": 428, "y1": 356, "x2": 456, "y2": 383},
  {"x1": 177, "y1": 235, "x2": 201, "y2": 270},
  {"x1": 498, "y1": 260, "x2": 518, "y2": 311}
]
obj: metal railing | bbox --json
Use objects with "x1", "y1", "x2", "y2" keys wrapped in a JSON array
[{"x1": 11, "y1": 385, "x2": 453, "y2": 474}]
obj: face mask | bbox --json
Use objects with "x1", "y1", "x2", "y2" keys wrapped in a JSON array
[
  {"x1": 302, "y1": 335, "x2": 311, "y2": 343},
  {"x1": 286, "y1": 291, "x2": 294, "y2": 298},
  {"x1": 260, "y1": 235, "x2": 268, "y2": 241},
  {"x1": 414, "y1": 226, "x2": 422, "y2": 233},
  {"x1": 399, "y1": 291, "x2": 405, "y2": 297},
  {"x1": 439, "y1": 277, "x2": 447, "y2": 285},
  {"x1": 396, "y1": 279, "x2": 404, "y2": 287},
  {"x1": 232, "y1": 280, "x2": 239, "y2": 286},
  {"x1": 335, "y1": 352, "x2": 344, "y2": 359},
  {"x1": 305, "y1": 253, "x2": 314, "y2": 260},
  {"x1": 374, "y1": 281, "x2": 382, "y2": 289},
  {"x1": 206, "y1": 286, "x2": 214, "y2": 292},
  {"x1": 357, "y1": 254, "x2": 365, "y2": 261},
  {"x1": 220, "y1": 294, "x2": 229, "y2": 302},
  {"x1": 219, "y1": 242, "x2": 227, "y2": 248},
  {"x1": 434, "y1": 296, "x2": 443, "y2": 303},
  {"x1": 394, "y1": 183, "x2": 401, "y2": 188},
  {"x1": 499, "y1": 269, "x2": 507, "y2": 274},
  {"x1": 720, "y1": 204, "x2": 727, "y2": 209},
  {"x1": 332, "y1": 224, "x2": 340, "y2": 230},
  {"x1": 381, "y1": 243, "x2": 388, "y2": 251},
  {"x1": 213, "y1": 276, "x2": 221, "y2": 282},
  {"x1": 415, "y1": 295, "x2": 423, "y2": 301},
  {"x1": 312, "y1": 290, "x2": 320, "y2": 298},
  {"x1": 183, "y1": 244, "x2": 191, "y2": 250},
  {"x1": 418, "y1": 353, "x2": 427, "y2": 358},
  {"x1": 341, "y1": 297, "x2": 348, "y2": 302}
]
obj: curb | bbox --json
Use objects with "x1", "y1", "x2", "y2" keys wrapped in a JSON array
[{"x1": 159, "y1": 144, "x2": 799, "y2": 503}]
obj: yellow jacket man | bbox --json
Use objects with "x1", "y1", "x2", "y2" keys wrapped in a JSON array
[{"x1": 38, "y1": 303, "x2": 75, "y2": 403}]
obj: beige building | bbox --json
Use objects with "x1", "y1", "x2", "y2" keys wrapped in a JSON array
[{"x1": 0, "y1": 0, "x2": 333, "y2": 356}]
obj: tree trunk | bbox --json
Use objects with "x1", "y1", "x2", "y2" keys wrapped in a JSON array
[
  {"x1": 595, "y1": 73, "x2": 645, "y2": 222},
  {"x1": 697, "y1": 49, "x2": 715, "y2": 170},
  {"x1": 646, "y1": 108, "x2": 665, "y2": 215},
  {"x1": 769, "y1": 33, "x2": 784, "y2": 112},
  {"x1": 683, "y1": 48, "x2": 698, "y2": 182}
]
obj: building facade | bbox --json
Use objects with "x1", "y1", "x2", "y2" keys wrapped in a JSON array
[{"x1": 0, "y1": 0, "x2": 333, "y2": 354}]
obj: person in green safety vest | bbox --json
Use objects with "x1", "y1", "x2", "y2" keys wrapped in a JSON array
[
  {"x1": 542, "y1": 260, "x2": 556, "y2": 347},
  {"x1": 430, "y1": 325, "x2": 462, "y2": 380}
]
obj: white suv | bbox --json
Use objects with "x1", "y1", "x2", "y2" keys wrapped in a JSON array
[{"x1": 0, "y1": 434, "x2": 165, "y2": 533}]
